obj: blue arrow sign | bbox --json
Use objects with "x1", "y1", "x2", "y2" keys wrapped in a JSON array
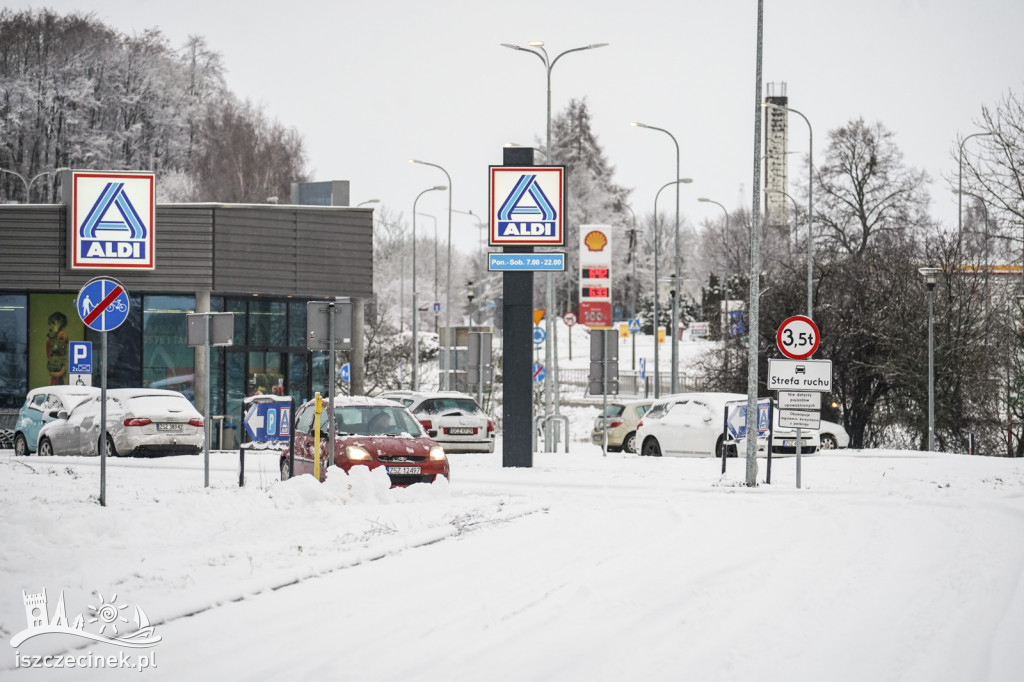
[
  {"x1": 340, "y1": 362, "x2": 351, "y2": 382},
  {"x1": 69, "y1": 341, "x2": 93, "y2": 374},
  {"x1": 726, "y1": 398, "x2": 772, "y2": 440},
  {"x1": 533, "y1": 326, "x2": 546, "y2": 345},
  {"x1": 77, "y1": 277, "x2": 130, "y2": 332},
  {"x1": 244, "y1": 402, "x2": 292, "y2": 442}
]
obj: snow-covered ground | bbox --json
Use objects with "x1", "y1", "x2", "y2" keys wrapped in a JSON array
[{"x1": 3, "y1": 441, "x2": 1024, "y2": 681}]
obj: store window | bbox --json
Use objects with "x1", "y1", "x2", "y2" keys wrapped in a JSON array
[
  {"x1": 248, "y1": 300, "x2": 287, "y2": 347},
  {"x1": 83, "y1": 295, "x2": 142, "y2": 389},
  {"x1": 0, "y1": 295, "x2": 28, "y2": 407},
  {"x1": 142, "y1": 295, "x2": 195, "y2": 400}
]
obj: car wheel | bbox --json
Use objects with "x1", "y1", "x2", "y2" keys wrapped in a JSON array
[
  {"x1": 641, "y1": 437, "x2": 662, "y2": 457},
  {"x1": 820, "y1": 434, "x2": 838, "y2": 450},
  {"x1": 38, "y1": 437, "x2": 54, "y2": 457},
  {"x1": 280, "y1": 457, "x2": 291, "y2": 481},
  {"x1": 715, "y1": 436, "x2": 726, "y2": 458},
  {"x1": 14, "y1": 433, "x2": 28, "y2": 457},
  {"x1": 623, "y1": 431, "x2": 638, "y2": 454},
  {"x1": 104, "y1": 435, "x2": 118, "y2": 458}
]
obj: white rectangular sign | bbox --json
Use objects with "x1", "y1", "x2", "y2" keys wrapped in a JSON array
[
  {"x1": 767, "y1": 358, "x2": 832, "y2": 392},
  {"x1": 777, "y1": 391, "x2": 821, "y2": 410},
  {"x1": 67, "y1": 170, "x2": 156, "y2": 269},
  {"x1": 778, "y1": 409, "x2": 821, "y2": 430},
  {"x1": 489, "y1": 166, "x2": 565, "y2": 246}
]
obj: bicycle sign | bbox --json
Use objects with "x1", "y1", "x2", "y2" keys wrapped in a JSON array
[
  {"x1": 77, "y1": 277, "x2": 131, "y2": 332},
  {"x1": 776, "y1": 315, "x2": 820, "y2": 360}
]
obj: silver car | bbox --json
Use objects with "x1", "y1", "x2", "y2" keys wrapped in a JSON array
[
  {"x1": 37, "y1": 388, "x2": 204, "y2": 457},
  {"x1": 378, "y1": 390, "x2": 495, "y2": 453}
]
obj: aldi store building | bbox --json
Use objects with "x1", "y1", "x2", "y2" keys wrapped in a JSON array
[{"x1": 0, "y1": 196, "x2": 373, "y2": 448}]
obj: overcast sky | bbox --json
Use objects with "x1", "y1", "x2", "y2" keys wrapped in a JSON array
[{"x1": 13, "y1": 0, "x2": 1024, "y2": 252}]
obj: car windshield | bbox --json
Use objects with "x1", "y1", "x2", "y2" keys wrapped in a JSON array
[
  {"x1": 643, "y1": 402, "x2": 670, "y2": 420},
  {"x1": 331, "y1": 405, "x2": 423, "y2": 437},
  {"x1": 416, "y1": 398, "x2": 481, "y2": 416}
]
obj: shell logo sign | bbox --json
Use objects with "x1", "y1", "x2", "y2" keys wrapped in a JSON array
[
  {"x1": 579, "y1": 225, "x2": 612, "y2": 328},
  {"x1": 583, "y1": 230, "x2": 608, "y2": 252}
]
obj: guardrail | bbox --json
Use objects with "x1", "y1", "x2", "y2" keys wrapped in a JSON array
[{"x1": 554, "y1": 369, "x2": 701, "y2": 400}]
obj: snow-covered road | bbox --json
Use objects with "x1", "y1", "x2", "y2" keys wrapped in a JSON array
[{"x1": 3, "y1": 447, "x2": 1024, "y2": 681}]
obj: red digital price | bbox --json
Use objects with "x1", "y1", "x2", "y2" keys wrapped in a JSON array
[
  {"x1": 582, "y1": 286, "x2": 609, "y2": 298},
  {"x1": 582, "y1": 267, "x2": 609, "y2": 279}
]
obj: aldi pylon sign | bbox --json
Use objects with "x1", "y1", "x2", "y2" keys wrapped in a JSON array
[
  {"x1": 489, "y1": 166, "x2": 565, "y2": 246},
  {"x1": 66, "y1": 170, "x2": 156, "y2": 269}
]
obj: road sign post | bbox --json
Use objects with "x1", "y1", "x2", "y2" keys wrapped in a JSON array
[
  {"x1": 77, "y1": 277, "x2": 130, "y2": 507},
  {"x1": 187, "y1": 312, "x2": 235, "y2": 487}
]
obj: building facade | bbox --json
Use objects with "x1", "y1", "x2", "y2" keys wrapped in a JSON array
[{"x1": 0, "y1": 202, "x2": 373, "y2": 447}]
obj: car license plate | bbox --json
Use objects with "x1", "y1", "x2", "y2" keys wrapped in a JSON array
[
  {"x1": 446, "y1": 427, "x2": 475, "y2": 435},
  {"x1": 157, "y1": 423, "x2": 184, "y2": 431},
  {"x1": 387, "y1": 466, "x2": 421, "y2": 475}
]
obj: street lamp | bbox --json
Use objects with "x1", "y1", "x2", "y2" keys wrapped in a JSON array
[
  {"x1": 501, "y1": 39, "x2": 608, "y2": 452},
  {"x1": 764, "y1": 188, "x2": 801, "y2": 256},
  {"x1": 0, "y1": 166, "x2": 68, "y2": 203},
  {"x1": 452, "y1": 208, "x2": 487, "y2": 258},
  {"x1": 919, "y1": 266, "x2": 941, "y2": 451},
  {"x1": 632, "y1": 121, "x2": 685, "y2": 392},
  {"x1": 409, "y1": 159, "x2": 453, "y2": 390},
  {"x1": 957, "y1": 131, "x2": 993, "y2": 239},
  {"x1": 412, "y1": 185, "x2": 447, "y2": 391},
  {"x1": 416, "y1": 212, "x2": 439, "y2": 324},
  {"x1": 699, "y1": 197, "x2": 731, "y2": 343},
  {"x1": 763, "y1": 102, "x2": 813, "y2": 319},
  {"x1": 357, "y1": 199, "x2": 380, "y2": 207},
  {"x1": 653, "y1": 178, "x2": 693, "y2": 398}
]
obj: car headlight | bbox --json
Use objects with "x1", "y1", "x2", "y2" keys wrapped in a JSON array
[
  {"x1": 346, "y1": 445, "x2": 372, "y2": 461},
  {"x1": 429, "y1": 445, "x2": 446, "y2": 461}
]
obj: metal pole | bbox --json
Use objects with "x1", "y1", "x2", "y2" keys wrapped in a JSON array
[
  {"x1": 410, "y1": 185, "x2": 446, "y2": 391},
  {"x1": 329, "y1": 301, "x2": 336, "y2": 466},
  {"x1": 958, "y1": 132, "x2": 993, "y2": 241},
  {"x1": 928, "y1": 285, "x2": 935, "y2": 451},
  {"x1": 100, "y1": 332, "x2": 107, "y2": 506},
  {"x1": 746, "y1": 0, "x2": 765, "y2": 487},
  {"x1": 653, "y1": 179, "x2": 691, "y2": 398},
  {"x1": 204, "y1": 314, "x2": 211, "y2": 488}
]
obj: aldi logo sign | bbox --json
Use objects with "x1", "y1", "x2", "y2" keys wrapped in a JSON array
[
  {"x1": 67, "y1": 170, "x2": 155, "y2": 269},
  {"x1": 489, "y1": 166, "x2": 565, "y2": 246}
]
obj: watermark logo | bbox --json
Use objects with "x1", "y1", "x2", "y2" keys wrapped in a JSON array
[{"x1": 10, "y1": 588, "x2": 161, "y2": 649}]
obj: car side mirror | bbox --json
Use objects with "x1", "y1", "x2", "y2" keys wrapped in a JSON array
[{"x1": 56, "y1": 410, "x2": 68, "y2": 420}]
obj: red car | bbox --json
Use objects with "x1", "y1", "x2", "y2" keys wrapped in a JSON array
[{"x1": 280, "y1": 396, "x2": 449, "y2": 486}]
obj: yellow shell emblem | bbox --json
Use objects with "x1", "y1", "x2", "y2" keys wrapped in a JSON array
[{"x1": 584, "y1": 230, "x2": 608, "y2": 252}]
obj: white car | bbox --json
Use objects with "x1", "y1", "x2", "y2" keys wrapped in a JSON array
[
  {"x1": 817, "y1": 419, "x2": 850, "y2": 449},
  {"x1": 377, "y1": 390, "x2": 495, "y2": 453},
  {"x1": 636, "y1": 392, "x2": 819, "y2": 458},
  {"x1": 37, "y1": 388, "x2": 204, "y2": 457}
]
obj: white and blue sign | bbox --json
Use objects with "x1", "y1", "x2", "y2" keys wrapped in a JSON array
[
  {"x1": 532, "y1": 363, "x2": 545, "y2": 383},
  {"x1": 69, "y1": 341, "x2": 92, "y2": 374},
  {"x1": 244, "y1": 402, "x2": 292, "y2": 442},
  {"x1": 432, "y1": 302, "x2": 441, "y2": 313},
  {"x1": 69, "y1": 171, "x2": 155, "y2": 270},
  {"x1": 628, "y1": 318, "x2": 641, "y2": 333},
  {"x1": 76, "y1": 277, "x2": 130, "y2": 332},
  {"x1": 639, "y1": 357, "x2": 647, "y2": 380},
  {"x1": 488, "y1": 252, "x2": 566, "y2": 272},
  {"x1": 726, "y1": 398, "x2": 772, "y2": 440},
  {"x1": 340, "y1": 362, "x2": 351, "y2": 382},
  {"x1": 489, "y1": 166, "x2": 565, "y2": 246},
  {"x1": 533, "y1": 326, "x2": 546, "y2": 345}
]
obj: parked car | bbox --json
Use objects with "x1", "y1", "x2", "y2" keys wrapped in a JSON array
[
  {"x1": 13, "y1": 385, "x2": 100, "y2": 456},
  {"x1": 280, "y1": 395, "x2": 449, "y2": 486},
  {"x1": 590, "y1": 400, "x2": 653, "y2": 453},
  {"x1": 377, "y1": 390, "x2": 494, "y2": 453},
  {"x1": 817, "y1": 419, "x2": 850, "y2": 449},
  {"x1": 636, "y1": 392, "x2": 819, "y2": 458},
  {"x1": 37, "y1": 388, "x2": 203, "y2": 457}
]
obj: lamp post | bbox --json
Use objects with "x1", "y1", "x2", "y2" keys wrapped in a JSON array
[
  {"x1": 501, "y1": 39, "x2": 608, "y2": 451},
  {"x1": 957, "y1": 131, "x2": 993, "y2": 240},
  {"x1": 0, "y1": 166, "x2": 68, "y2": 203},
  {"x1": 416, "y1": 212, "x2": 439, "y2": 328},
  {"x1": 632, "y1": 121, "x2": 684, "y2": 392},
  {"x1": 764, "y1": 188, "x2": 801, "y2": 257},
  {"x1": 764, "y1": 102, "x2": 813, "y2": 319},
  {"x1": 409, "y1": 159, "x2": 453, "y2": 389},
  {"x1": 698, "y1": 197, "x2": 731, "y2": 341},
  {"x1": 412, "y1": 185, "x2": 447, "y2": 391},
  {"x1": 919, "y1": 267, "x2": 941, "y2": 451},
  {"x1": 357, "y1": 199, "x2": 380, "y2": 207},
  {"x1": 452, "y1": 208, "x2": 487, "y2": 259},
  {"x1": 653, "y1": 178, "x2": 693, "y2": 398}
]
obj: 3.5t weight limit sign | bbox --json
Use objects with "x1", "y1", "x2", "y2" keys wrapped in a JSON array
[{"x1": 776, "y1": 315, "x2": 820, "y2": 360}]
